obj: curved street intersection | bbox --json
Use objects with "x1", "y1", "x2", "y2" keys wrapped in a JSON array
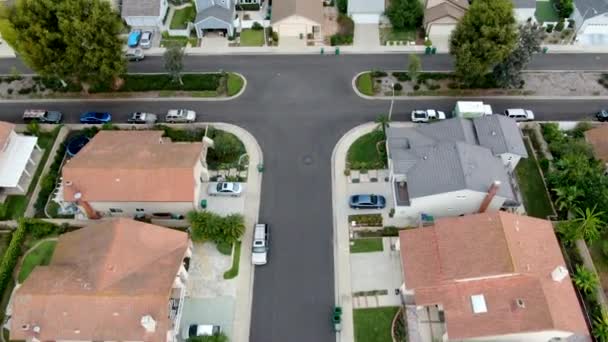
[{"x1": 0, "y1": 54, "x2": 607, "y2": 342}]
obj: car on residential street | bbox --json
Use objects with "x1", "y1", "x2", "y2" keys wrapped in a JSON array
[
  {"x1": 208, "y1": 182, "x2": 243, "y2": 197},
  {"x1": 127, "y1": 29, "x2": 142, "y2": 47},
  {"x1": 503, "y1": 108, "x2": 535, "y2": 122},
  {"x1": 22, "y1": 109, "x2": 63, "y2": 124},
  {"x1": 187, "y1": 324, "x2": 221, "y2": 338},
  {"x1": 125, "y1": 49, "x2": 144, "y2": 62},
  {"x1": 165, "y1": 109, "x2": 196, "y2": 123},
  {"x1": 349, "y1": 194, "x2": 386, "y2": 209},
  {"x1": 79, "y1": 111, "x2": 112, "y2": 124},
  {"x1": 596, "y1": 110, "x2": 608, "y2": 122},
  {"x1": 127, "y1": 112, "x2": 157, "y2": 124},
  {"x1": 411, "y1": 109, "x2": 446, "y2": 123},
  {"x1": 252, "y1": 223, "x2": 269, "y2": 266},
  {"x1": 140, "y1": 31, "x2": 153, "y2": 49}
]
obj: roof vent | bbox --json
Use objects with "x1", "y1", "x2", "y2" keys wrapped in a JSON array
[
  {"x1": 491, "y1": 131, "x2": 497, "y2": 136},
  {"x1": 552, "y1": 265, "x2": 569, "y2": 282},
  {"x1": 141, "y1": 315, "x2": 157, "y2": 333},
  {"x1": 113, "y1": 312, "x2": 119, "y2": 316},
  {"x1": 74, "y1": 329, "x2": 80, "y2": 334},
  {"x1": 20, "y1": 324, "x2": 29, "y2": 331},
  {"x1": 65, "y1": 181, "x2": 72, "y2": 186},
  {"x1": 32, "y1": 326, "x2": 40, "y2": 333},
  {"x1": 471, "y1": 294, "x2": 488, "y2": 314},
  {"x1": 73, "y1": 192, "x2": 82, "y2": 200},
  {"x1": 423, "y1": 156, "x2": 428, "y2": 160},
  {"x1": 516, "y1": 298, "x2": 526, "y2": 309},
  {"x1": 115, "y1": 178, "x2": 120, "y2": 182}
]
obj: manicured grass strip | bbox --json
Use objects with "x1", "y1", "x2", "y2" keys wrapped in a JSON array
[
  {"x1": 354, "y1": 307, "x2": 399, "y2": 342},
  {"x1": 223, "y1": 241, "x2": 241, "y2": 279},
  {"x1": 18, "y1": 240, "x2": 57, "y2": 283},
  {"x1": 350, "y1": 238, "x2": 383, "y2": 253},
  {"x1": 217, "y1": 241, "x2": 233, "y2": 256},
  {"x1": 515, "y1": 139, "x2": 554, "y2": 219},
  {"x1": 240, "y1": 29, "x2": 265, "y2": 47},
  {"x1": 227, "y1": 73, "x2": 244, "y2": 96},
  {"x1": 347, "y1": 130, "x2": 387, "y2": 170},
  {"x1": 356, "y1": 72, "x2": 374, "y2": 96},
  {"x1": 170, "y1": 5, "x2": 196, "y2": 29},
  {"x1": 0, "y1": 196, "x2": 27, "y2": 220},
  {"x1": 535, "y1": 0, "x2": 560, "y2": 23}
]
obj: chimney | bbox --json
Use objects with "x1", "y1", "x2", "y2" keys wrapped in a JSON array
[
  {"x1": 551, "y1": 265, "x2": 569, "y2": 282},
  {"x1": 478, "y1": 181, "x2": 501, "y2": 213},
  {"x1": 140, "y1": 315, "x2": 157, "y2": 333}
]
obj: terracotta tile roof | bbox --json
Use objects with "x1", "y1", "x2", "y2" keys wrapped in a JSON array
[
  {"x1": 271, "y1": 0, "x2": 323, "y2": 24},
  {"x1": 424, "y1": 0, "x2": 468, "y2": 27},
  {"x1": 11, "y1": 218, "x2": 189, "y2": 342},
  {"x1": 585, "y1": 124, "x2": 608, "y2": 162},
  {"x1": 62, "y1": 130, "x2": 204, "y2": 202},
  {"x1": 0, "y1": 121, "x2": 15, "y2": 149},
  {"x1": 399, "y1": 212, "x2": 589, "y2": 339}
]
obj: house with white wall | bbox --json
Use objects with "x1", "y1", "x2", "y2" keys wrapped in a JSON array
[
  {"x1": 11, "y1": 218, "x2": 193, "y2": 342},
  {"x1": 573, "y1": 0, "x2": 608, "y2": 45},
  {"x1": 193, "y1": 0, "x2": 236, "y2": 38},
  {"x1": 57, "y1": 130, "x2": 211, "y2": 219},
  {"x1": 122, "y1": 0, "x2": 169, "y2": 28},
  {"x1": 271, "y1": 0, "x2": 323, "y2": 43},
  {"x1": 397, "y1": 212, "x2": 589, "y2": 341},
  {"x1": 0, "y1": 122, "x2": 40, "y2": 197},
  {"x1": 386, "y1": 116, "x2": 527, "y2": 223}
]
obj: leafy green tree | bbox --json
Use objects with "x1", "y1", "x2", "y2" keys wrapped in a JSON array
[
  {"x1": 375, "y1": 114, "x2": 391, "y2": 138},
  {"x1": 553, "y1": 186, "x2": 582, "y2": 211},
  {"x1": 555, "y1": 0, "x2": 574, "y2": 18},
  {"x1": 450, "y1": 0, "x2": 517, "y2": 87},
  {"x1": 594, "y1": 310, "x2": 608, "y2": 342},
  {"x1": 26, "y1": 121, "x2": 40, "y2": 136},
  {"x1": 573, "y1": 264, "x2": 599, "y2": 295},
  {"x1": 187, "y1": 211, "x2": 245, "y2": 244},
  {"x1": 5, "y1": 0, "x2": 126, "y2": 88},
  {"x1": 336, "y1": 0, "x2": 347, "y2": 14},
  {"x1": 212, "y1": 132, "x2": 243, "y2": 162},
  {"x1": 187, "y1": 332, "x2": 229, "y2": 342},
  {"x1": 164, "y1": 43, "x2": 185, "y2": 85},
  {"x1": 493, "y1": 23, "x2": 543, "y2": 88},
  {"x1": 558, "y1": 206, "x2": 606, "y2": 244},
  {"x1": 386, "y1": 0, "x2": 423, "y2": 30},
  {"x1": 407, "y1": 54, "x2": 421, "y2": 83}
]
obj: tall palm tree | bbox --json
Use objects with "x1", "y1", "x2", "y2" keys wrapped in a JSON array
[
  {"x1": 571, "y1": 206, "x2": 606, "y2": 244},
  {"x1": 375, "y1": 114, "x2": 391, "y2": 138},
  {"x1": 573, "y1": 264, "x2": 599, "y2": 295},
  {"x1": 553, "y1": 186, "x2": 582, "y2": 212},
  {"x1": 594, "y1": 310, "x2": 608, "y2": 342}
]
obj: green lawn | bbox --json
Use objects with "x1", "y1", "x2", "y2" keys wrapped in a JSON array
[
  {"x1": 535, "y1": 0, "x2": 560, "y2": 23},
  {"x1": 17, "y1": 240, "x2": 57, "y2": 283},
  {"x1": 170, "y1": 5, "x2": 196, "y2": 29},
  {"x1": 161, "y1": 32, "x2": 199, "y2": 47},
  {"x1": 0, "y1": 233, "x2": 12, "y2": 260},
  {"x1": 356, "y1": 72, "x2": 374, "y2": 96},
  {"x1": 217, "y1": 241, "x2": 233, "y2": 255},
  {"x1": 515, "y1": 139, "x2": 555, "y2": 219},
  {"x1": 240, "y1": 29, "x2": 265, "y2": 47},
  {"x1": 227, "y1": 73, "x2": 244, "y2": 96},
  {"x1": 380, "y1": 27, "x2": 416, "y2": 44},
  {"x1": 223, "y1": 241, "x2": 241, "y2": 279},
  {"x1": 350, "y1": 238, "x2": 384, "y2": 253},
  {"x1": 347, "y1": 130, "x2": 387, "y2": 170},
  {"x1": 354, "y1": 307, "x2": 400, "y2": 342}
]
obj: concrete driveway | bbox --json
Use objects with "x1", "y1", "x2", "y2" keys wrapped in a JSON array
[
  {"x1": 180, "y1": 297, "x2": 235, "y2": 341},
  {"x1": 279, "y1": 36, "x2": 307, "y2": 49},
  {"x1": 354, "y1": 24, "x2": 380, "y2": 48}
]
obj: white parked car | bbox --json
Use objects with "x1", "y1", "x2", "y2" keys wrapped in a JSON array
[
  {"x1": 208, "y1": 182, "x2": 243, "y2": 197},
  {"x1": 186, "y1": 324, "x2": 221, "y2": 338},
  {"x1": 140, "y1": 31, "x2": 153, "y2": 49},
  {"x1": 165, "y1": 109, "x2": 196, "y2": 123},
  {"x1": 252, "y1": 223, "x2": 269, "y2": 265},
  {"x1": 411, "y1": 109, "x2": 446, "y2": 123},
  {"x1": 503, "y1": 108, "x2": 535, "y2": 122}
]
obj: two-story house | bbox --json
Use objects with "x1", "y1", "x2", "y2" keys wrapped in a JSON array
[
  {"x1": 11, "y1": 218, "x2": 193, "y2": 342},
  {"x1": 56, "y1": 130, "x2": 211, "y2": 219},
  {"x1": 0, "y1": 122, "x2": 40, "y2": 199},
  {"x1": 193, "y1": 0, "x2": 236, "y2": 39},
  {"x1": 386, "y1": 116, "x2": 527, "y2": 223}
]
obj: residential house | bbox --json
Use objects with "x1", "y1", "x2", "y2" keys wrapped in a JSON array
[
  {"x1": 584, "y1": 124, "x2": 608, "y2": 168},
  {"x1": 423, "y1": 0, "x2": 468, "y2": 49},
  {"x1": 386, "y1": 116, "x2": 527, "y2": 222},
  {"x1": 57, "y1": 130, "x2": 210, "y2": 219},
  {"x1": 11, "y1": 218, "x2": 192, "y2": 342},
  {"x1": 573, "y1": 0, "x2": 608, "y2": 45},
  {"x1": 347, "y1": 0, "x2": 385, "y2": 24},
  {"x1": 271, "y1": 0, "x2": 323, "y2": 42},
  {"x1": 121, "y1": 0, "x2": 169, "y2": 28},
  {"x1": 512, "y1": 0, "x2": 537, "y2": 23},
  {"x1": 398, "y1": 212, "x2": 589, "y2": 341},
  {"x1": 0, "y1": 122, "x2": 40, "y2": 198},
  {"x1": 193, "y1": 0, "x2": 236, "y2": 38}
]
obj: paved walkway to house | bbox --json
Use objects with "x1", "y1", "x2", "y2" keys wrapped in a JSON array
[{"x1": 354, "y1": 24, "x2": 380, "y2": 49}]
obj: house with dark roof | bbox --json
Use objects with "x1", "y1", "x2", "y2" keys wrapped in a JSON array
[
  {"x1": 193, "y1": 0, "x2": 236, "y2": 38},
  {"x1": 386, "y1": 116, "x2": 527, "y2": 222},
  {"x1": 423, "y1": 0, "x2": 468, "y2": 49},
  {"x1": 10, "y1": 219, "x2": 193, "y2": 342},
  {"x1": 397, "y1": 212, "x2": 589, "y2": 341},
  {"x1": 121, "y1": 0, "x2": 169, "y2": 28}
]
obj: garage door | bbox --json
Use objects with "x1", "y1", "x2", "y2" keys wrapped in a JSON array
[
  {"x1": 278, "y1": 24, "x2": 306, "y2": 37},
  {"x1": 429, "y1": 24, "x2": 455, "y2": 50},
  {"x1": 579, "y1": 24, "x2": 608, "y2": 45},
  {"x1": 351, "y1": 13, "x2": 380, "y2": 24}
]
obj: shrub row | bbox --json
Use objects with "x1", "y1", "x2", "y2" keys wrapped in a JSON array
[
  {"x1": 156, "y1": 124, "x2": 206, "y2": 142},
  {"x1": 358, "y1": 226, "x2": 401, "y2": 237},
  {"x1": 0, "y1": 221, "x2": 28, "y2": 295},
  {"x1": 330, "y1": 34, "x2": 353, "y2": 46},
  {"x1": 348, "y1": 214, "x2": 383, "y2": 227},
  {"x1": 90, "y1": 73, "x2": 223, "y2": 93},
  {"x1": 34, "y1": 141, "x2": 67, "y2": 217},
  {"x1": 236, "y1": 3, "x2": 260, "y2": 10}
]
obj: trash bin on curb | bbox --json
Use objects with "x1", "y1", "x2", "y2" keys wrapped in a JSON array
[
  {"x1": 543, "y1": 47, "x2": 548, "y2": 54},
  {"x1": 257, "y1": 163, "x2": 264, "y2": 172},
  {"x1": 200, "y1": 199, "x2": 207, "y2": 209},
  {"x1": 335, "y1": 47, "x2": 340, "y2": 55},
  {"x1": 321, "y1": 47, "x2": 324, "y2": 55},
  {"x1": 431, "y1": 47, "x2": 437, "y2": 54},
  {"x1": 425, "y1": 46, "x2": 431, "y2": 55}
]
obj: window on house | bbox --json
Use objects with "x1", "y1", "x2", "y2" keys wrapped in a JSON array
[
  {"x1": 456, "y1": 195, "x2": 467, "y2": 199},
  {"x1": 109, "y1": 208, "x2": 123, "y2": 213},
  {"x1": 136, "y1": 208, "x2": 145, "y2": 212}
]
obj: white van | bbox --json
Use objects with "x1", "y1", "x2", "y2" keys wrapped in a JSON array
[
  {"x1": 503, "y1": 108, "x2": 535, "y2": 122},
  {"x1": 252, "y1": 223, "x2": 269, "y2": 265}
]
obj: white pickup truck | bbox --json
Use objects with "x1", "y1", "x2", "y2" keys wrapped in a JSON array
[
  {"x1": 411, "y1": 109, "x2": 446, "y2": 123},
  {"x1": 252, "y1": 223, "x2": 269, "y2": 265}
]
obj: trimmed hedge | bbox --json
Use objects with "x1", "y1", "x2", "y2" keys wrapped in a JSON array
[
  {"x1": 90, "y1": 74, "x2": 223, "y2": 93},
  {"x1": 34, "y1": 141, "x2": 67, "y2": 217},
  {"x1": 348, "y1": 214, "x2": 383, "y2": 227},
  {"x1": 0, "y1": 221, "x2": 27, "y2": 293}
]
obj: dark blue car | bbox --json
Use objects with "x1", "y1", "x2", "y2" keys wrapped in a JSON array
[
  {"x1": 80, "y1": 112, "x2": 112, "y2": 124},
  {"x1": 127, "y1": 30, "x2": 142, "y2": 48},
  {"x1": 349, "y1": 194, "x2": 386, "y2": 209}
]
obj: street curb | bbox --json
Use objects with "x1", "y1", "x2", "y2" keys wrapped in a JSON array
[{"x1": 351, "y1": 71, "x2": 608, "y2": 101}]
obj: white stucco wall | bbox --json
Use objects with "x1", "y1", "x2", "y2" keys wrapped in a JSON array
[
  {"x1": 514, "y1": 8, "x2": 536, "y2": 23},
  {"x1": 577, "y1": 13, "x2": 608, "y2": 45},
  {"x1": 89, "y1": 201, "x2": 196, "y2": 217}
]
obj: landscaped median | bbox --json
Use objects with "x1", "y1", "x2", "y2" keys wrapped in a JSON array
[{"x1": 0, "y1": 72, "x2": 246, "y2": 99}]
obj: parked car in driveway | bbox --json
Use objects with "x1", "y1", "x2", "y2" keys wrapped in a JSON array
[
  {"x1": 140, "y1": 31, "x2": 153, "y2": 49},
  {"x1": 187, "y1": 324, "x2": 221, "y2": 338},
  {"x1": 165, "y1": 109, "x2": 196, "y2": 123},
  {"x1": 411, "y1": 109, "x2": 446, "y2": 123},
  {"x1": 80, "y1": 111, "x2": 112, "y2": 124},
  {"x1": 127, "y1": 29, "x2": 142, "y2": 47},
  {"x1": 208, "y1": 182, "x2": 243, "y2": 197},
  {"x1": 125, "y1": 49, "x2": 144, "y2": 61},
  {"x1": 503, "y1": 108, "x2": 535, "y2": 121},
  {"x1": 22, "y1": 109, "x2": 63, "y2": 124},
  {"x1": 349, "y1": 194, "x2": 386, "y2": 209},
  {"x1": 597, "y1": 110, "x2": 608, "y2": 122},
  {"x1": 127, "y1": 112, "x2": 157, "y2": 124}
]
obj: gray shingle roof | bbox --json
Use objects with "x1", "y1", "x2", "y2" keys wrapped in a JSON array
[
  {"x1": 574, "y1": 0, "x2": 608, "y2": 20},
  {"x1": 122, "y1": 0, "x2": 161, "y2": 17},
  {"x1": 512, "y1": 0, "x2": 536, "y2": 9},
  {"x1": 473, "y1": 115, "x2": 528, "y2": 157},
  {"x1": 195, "y1": 4, "x2": 234, "y2": 25}
]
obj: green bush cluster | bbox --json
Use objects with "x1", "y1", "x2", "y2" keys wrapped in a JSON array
[
  {"x1": 236, "y1": 3, "x2": 260, "y2": 10},
  {"x1": 251, "y1": 21, "x2": 263, "y2": 30},
  {"x1": 546, "y1": 24, "x2": 554, "y2": 33},
  {"x1": 34, "y1": 136, "x2": 72, "y2": 217},
  {"x1": 554, "y1": 0, "x2": 574, "y2": 18},
  {"x1": 348, "y1": 214, "x2": 383, "y2": 227},
  {"x1": 331, "y1": 14, "x2": 354, "y2": 46},
  {"x1": 330, "y1": 34, "x2": 353, "y2": 46},
  {"x1": 337, "y1": 0, "x2": 347, "y2": 13},
  {"x1": 0, "y1": 221, "x2": 28, "y2": 295},
  {"x1": 188, "y1": 211, "x2": 245, "y2": 244},
  {"x1": 555, "y1": 21, "x2": 565, "y2": 32},
  {"x1": 157, "y1": 125, "x2": 206, "y2": 142},
  {"x1": 22, "y1": 219, "x2": 67, "y2": 240},
  {"x1": 371, "y1": 70, "x2": 388, "y2": 78},
  {"x1": 392, "y1": 72, "x2": 410, "y2": 82}
]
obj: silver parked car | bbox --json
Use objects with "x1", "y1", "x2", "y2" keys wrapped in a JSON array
[
  {"x1": 165, "y1": 109, "x2": 196, "y2": 123},
  {"x1": 208, "y1": 182, "x2": 243, "y2": 197},
  {"x1": 140, "y1": 31, "x2": 153, "y2": 49}
]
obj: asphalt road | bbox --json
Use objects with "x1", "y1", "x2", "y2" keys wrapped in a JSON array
[{"x1": 0, "y1": 54, "x2": 605, "y2": 342}]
